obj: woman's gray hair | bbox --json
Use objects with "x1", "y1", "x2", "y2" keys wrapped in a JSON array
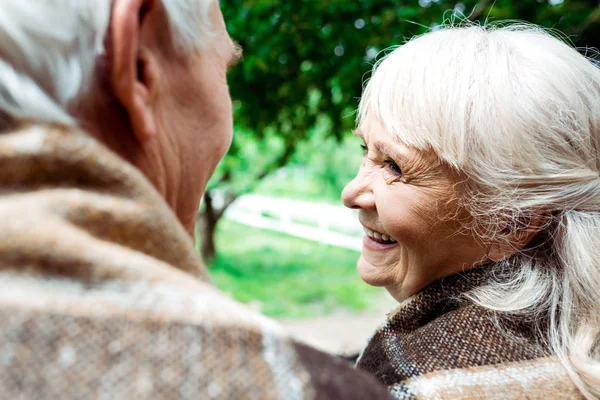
[
  {"x1": 0, "y1": 0, "x2": 214, "y2": 127},
  {"x1": 359, "y1": 23, "x2": 600, "y2": 399}
]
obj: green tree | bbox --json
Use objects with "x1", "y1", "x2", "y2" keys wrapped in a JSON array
[{"x1": 198, "y1": 0, "x2": 600, "y2": 260}]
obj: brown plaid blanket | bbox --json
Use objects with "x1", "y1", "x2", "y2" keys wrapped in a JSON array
[
  {"x1": 356, "y1": 267, "x2": 583, "y2": 399},
  {"x1": 0, "y1": 123, "x2": 391, "y2": 399}
]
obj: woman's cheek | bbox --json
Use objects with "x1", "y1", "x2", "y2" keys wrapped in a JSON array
[{"x1": 383, "y1": 187, "x2": 441, "y2": 244}]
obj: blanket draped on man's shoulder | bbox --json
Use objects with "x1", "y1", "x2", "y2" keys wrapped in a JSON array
[
  {"x1": 356, "y1": 267, "x2": 584, "y2": 399},
  {"x1": 0, "y1": 123, "x2": 391, "y2": 400}
]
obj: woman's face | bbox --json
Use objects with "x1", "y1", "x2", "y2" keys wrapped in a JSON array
[{"x1": 342, "y1": 117, "x2": 488, "y2": 301}]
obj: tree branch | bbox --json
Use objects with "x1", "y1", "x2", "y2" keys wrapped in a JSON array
[
  {"x1": 226, "y1": 140, "x2": 297, "y2": 198},
  {"x1": 253, "y1": 141, "x2": 296, "y2": 184},
  {"x1": 203, "y1": 140, "x2": 298, "y2": 221},
  {"x1": 215, "y1": 194, "x2": 239, "y2": 220}
]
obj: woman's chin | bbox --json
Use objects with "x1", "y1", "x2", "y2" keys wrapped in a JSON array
[{"x1": 357, "y1": 255, "x2": 394, "y2": 287}]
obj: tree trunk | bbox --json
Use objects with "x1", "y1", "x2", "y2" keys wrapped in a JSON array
[
  {"x1": 196, "y1": 191, "x2": 240, "y2": 263},
  {"x1": 198, "y1": 191, "x2": 218, "y2": 262}
]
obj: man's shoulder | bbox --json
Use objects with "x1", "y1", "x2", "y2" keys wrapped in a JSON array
[
  {"x1": 0, "y1": 123, "x2": 209, "y2": 280},
  {"x1": 0, "y1": 269, "x2": 390, "y2": 399},
  {"x1": 0, "y1": 123, "x2": 390, "y2": 398}
]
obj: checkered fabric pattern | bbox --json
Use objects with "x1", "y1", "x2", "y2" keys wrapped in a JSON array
[
  {"x1": 357, "y1": 268, "x2": 583, "y2": 399},
  {"x1": 0, "y1": 124, "x2": 391, "y2": 400}
]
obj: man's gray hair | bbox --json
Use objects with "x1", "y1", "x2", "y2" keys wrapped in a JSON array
[{"x1": 0, "y1": 0, "x2": 214, "y2": 128}]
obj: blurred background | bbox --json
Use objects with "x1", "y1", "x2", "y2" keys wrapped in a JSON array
[{"x1": 196, "y1": 0, "x2": 600, "y2": 355}]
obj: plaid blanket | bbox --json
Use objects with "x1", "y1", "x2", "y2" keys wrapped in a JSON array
[
  {"x1": 0, "y1": 124, "x2": 391, "y2": 399},
  {"x1": 356, "y1": 267, "x2": 583, "y2": 399}
]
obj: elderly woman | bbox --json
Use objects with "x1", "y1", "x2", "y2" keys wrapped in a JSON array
[{"x1": 343, "y1": 24, "x2": 600, "y2": 399}]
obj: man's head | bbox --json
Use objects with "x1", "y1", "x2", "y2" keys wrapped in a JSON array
[{"x1": 0, "y1": 0, "x2": 240, "y2": 235}]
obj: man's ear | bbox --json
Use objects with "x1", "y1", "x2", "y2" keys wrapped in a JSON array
[
  {"x1": 110, "y1": 0, "x2": 157, "y2": 143},
  {"x1": 487, "y1": 213, "x2": 547, "y2": 262}
]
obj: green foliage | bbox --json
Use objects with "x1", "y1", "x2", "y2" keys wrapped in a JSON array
[
  {"x1": 208, "y1": 220, "x2": 383, "y2": 318},
  {"x1": 223, "y1": 0, "x2": 599, "y2": 144},
  {"x1": 206, "y1": 125, "x2": 285, "y2": 193},
  {"x1": 298, "y1": 130, "x2": 365, "y2": 202}
]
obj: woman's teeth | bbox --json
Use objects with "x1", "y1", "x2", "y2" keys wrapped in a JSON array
[{"x1": 363, "y1": 227, "x2": 397, "y2": 244}]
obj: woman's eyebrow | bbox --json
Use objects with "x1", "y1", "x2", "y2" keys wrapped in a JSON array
[{"x1": 374, "y1": 141, "x2": 405, "y2": 160}]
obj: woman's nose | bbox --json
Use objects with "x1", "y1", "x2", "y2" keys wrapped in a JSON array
[{"x1": 342, "y1": 170, "x2": 375, "y2": 210}]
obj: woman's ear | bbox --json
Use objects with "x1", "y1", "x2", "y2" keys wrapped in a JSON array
[
  {"x1": 487, "y1": 213, "x2": 547, "y2": 261},
  {"x1": 109, "y1": 0, "x2": 157, "y2": 143}
]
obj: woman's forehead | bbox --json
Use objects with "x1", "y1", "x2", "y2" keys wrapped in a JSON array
[
  {"x1": 358, "y1": 117, "x2": 447, "y2": 168},
  {"x1": 355, "y1": 118, "x2": 410, "y2": 150}
]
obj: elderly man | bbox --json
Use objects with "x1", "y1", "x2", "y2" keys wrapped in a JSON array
[{"x1": 0, "y1": 0, "x2": 391, "y2": 398}]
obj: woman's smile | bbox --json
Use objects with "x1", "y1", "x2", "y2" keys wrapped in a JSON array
[
  {"x1": 362, "y1": 225, "x2": 399, "y2": 250},
  {"x1": 363, "y1": 235, "x2": 399, "y2": 252}
]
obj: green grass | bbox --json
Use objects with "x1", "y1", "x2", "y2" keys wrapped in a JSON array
[{"x1": 208, "y1": 220, "x2": 382, "y2": 319}]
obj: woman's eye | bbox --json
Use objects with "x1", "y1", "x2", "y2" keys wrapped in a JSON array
[{"x1": 384, "y1": 158, "x2": 402, "y2": 175}]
